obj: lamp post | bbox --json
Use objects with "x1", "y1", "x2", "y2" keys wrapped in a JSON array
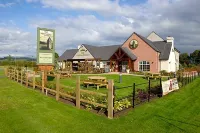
[{"x1": 119, "y1": 72, "x2": 122, "y2": 83}]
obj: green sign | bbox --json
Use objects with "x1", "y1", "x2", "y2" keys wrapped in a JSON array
[{"x1": 37, "y1": 27, "x2": 55, "y2": 65}]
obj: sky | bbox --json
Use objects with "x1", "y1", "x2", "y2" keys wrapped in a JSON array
[{"x1": 0, "y1": 0, "x2": 200, "y2": 58}]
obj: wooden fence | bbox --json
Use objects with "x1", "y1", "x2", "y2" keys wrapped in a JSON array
[{"x1": 5, "y1": 68, "x2": 114, "y2": 119}]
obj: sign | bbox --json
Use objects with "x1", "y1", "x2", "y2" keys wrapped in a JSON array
[
  {"x1": 39, "y1": 53, "x2": 53, "y2": 64},
  {"x1": 37, "y1": 27, "x2": 55, "y2": 65},
  {"x1": 162, "y1": 78, "x2": 179, "y2": 95}
]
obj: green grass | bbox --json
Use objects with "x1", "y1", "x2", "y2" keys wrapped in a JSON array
[
  {"x1": 58, "y1": 74, "x2": 164, "y2": 99},
  {"x1": 0, "y1": 68, "x2": 200, "y2": 133}
]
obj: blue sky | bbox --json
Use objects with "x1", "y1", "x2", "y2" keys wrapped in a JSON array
[{"x1": 0, "y1": 0, "x2": 200, "y2": 57}]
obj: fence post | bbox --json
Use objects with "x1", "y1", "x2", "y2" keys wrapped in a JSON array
[
  {"x1": 76, "y1": 76, "x2": 80, "y2": 109},
  {"x1": 108, "y1": 79, "x2": 114, "y2": 119},
  {"x1": 132, "y1": 83, "x2": 135, "y2": 108},
  {"x1": 14, "y1": 69, "x2": 15, "y2": 80},
  {"x1": 56, "y1": 74, "x2": 60, "y2": 101},
  {"x1": 21, "y1": 70, "x2": 23, "y2": 85},
  {"x1": 17, "y1": 70, "x2": 19, "y2": 82},
  {"x1": 42, "y1": 71, "x2": 44, "y2": 93},
  {"x1": 4, "y1": 67, "x2": 8, "y2": 77},
  {"x1": 148, "y1": 79, "x2": 151, "y2": 102},
  {"x1": 113, "y1": 86, "x2": 115, "y2": 116},
  {"x1": 33, "y1": 71, "x2": 35, "y2": 89},
  {"x1": 26, "y1": 72, "x2": 28, "y2": 87},
  {"x1": 160, "y1": 77, "x2": 162, "y2": 97}
]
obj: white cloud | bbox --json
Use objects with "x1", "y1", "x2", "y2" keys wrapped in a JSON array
[
  {"x1": 0, "y1": 27, "x2": 35, "y2": 57},
  {"x1": 0, "y1": 2, "x2": 15, "y2": 8},
  {"x1": 0, "y1": 0, "x2": 199, "y2": 58}
]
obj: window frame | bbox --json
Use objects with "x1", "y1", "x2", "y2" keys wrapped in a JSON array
[{"x1": 138, "y1": 61, "x2": 150, "y2": 72}]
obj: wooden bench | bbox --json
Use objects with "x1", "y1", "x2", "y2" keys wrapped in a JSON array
[
  {"x1": 83, "y1": 80, "x2": 108, "y2": 90},
  {"x1": 144, "y1": 72, "x2": 161, "y2": 80},
  {"x1": 58, "y1": 71, "x2": 72, "y2": 78}
]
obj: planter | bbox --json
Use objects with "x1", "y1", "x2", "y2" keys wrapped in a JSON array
[{"x1": 126, "y1": 69, "x2": 130, "y2": 74}]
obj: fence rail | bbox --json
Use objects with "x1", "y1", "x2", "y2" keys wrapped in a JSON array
[{"x1": 5, "y1": 67, "x2": 114, "y2": 119}]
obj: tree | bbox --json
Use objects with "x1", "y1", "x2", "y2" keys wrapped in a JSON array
[
  {"x1": 180, "y1": 53, "x2": 190, "y2": 66},
  {"x1": 54, "y1": 52, "x2": 59, "y2": 70},
  {"x1": 190, "y1": 50, "x2": 200, "y2": 64},
  {"x1": 55, "y1": 52, "x2": 59, "y2": 59}
]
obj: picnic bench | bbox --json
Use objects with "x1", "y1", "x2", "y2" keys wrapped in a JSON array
[
  {"x1": 83, "y1": 76, "x2": 108, "y2": 90},
  {"x1": 144, "y1": 72, "x2": 161, "y2": 80},
  {"x1": 58, "y1": 71, "x2": 72, "y2": 78}
]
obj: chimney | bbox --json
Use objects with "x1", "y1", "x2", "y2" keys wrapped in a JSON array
[{"x1": 166, "y1": 36, "x2": 174, "y2": 47}]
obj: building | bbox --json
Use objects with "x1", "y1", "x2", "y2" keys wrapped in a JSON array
[{"x1": 59, "y1": 31, "x2": 180, "y2": 73}]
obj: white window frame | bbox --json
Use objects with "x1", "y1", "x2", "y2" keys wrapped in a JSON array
[{"x1": 138, "y1": 61, "x2": 150, "y2": 72}]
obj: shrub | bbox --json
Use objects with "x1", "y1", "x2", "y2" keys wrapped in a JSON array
[
  {"x1": 114, "y1": 98, "x2": 131, "y2": 112},
  {"x1": 137, "y1": 89, "x2": 148, "y2": 101},
  {"x1": 160, "y1": 70, "x2": 168, "y2": 76}
]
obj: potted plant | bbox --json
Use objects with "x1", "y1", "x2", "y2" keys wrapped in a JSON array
[{"x1": 126, "y1": 65, "x2": 130, "y2": 73}]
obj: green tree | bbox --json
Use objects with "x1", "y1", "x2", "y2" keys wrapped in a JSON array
[
  {"x1": 190, "y1": 50, "x2": 200, "y2": 64},
  {"x1": 180, "y1": 53, "x2": 190, "y2": 66},
  {"x1": 54, "y1": 52, "x2": 59, "y2": 70},
  {"x1": 55, "y1": 52, "x2": 59, "y2": 59}
]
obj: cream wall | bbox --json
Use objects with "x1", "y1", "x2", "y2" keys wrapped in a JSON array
[
  {"x1": 147, "y1": 32, "x2": 164, "y2": 42},
  {"x1": 160, "y1": 60, "x2": 169, "y2": 72},
  {"x1": 73, "y1": 45, "x2": 94, "y2": 59},
  {"x1": 175, "y1": 50, "x2": 179, "y2": 71}
]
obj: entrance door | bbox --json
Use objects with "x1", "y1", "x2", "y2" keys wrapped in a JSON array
[{"x1": 119, "y1": 61, "x2": 128, "y2": 72}]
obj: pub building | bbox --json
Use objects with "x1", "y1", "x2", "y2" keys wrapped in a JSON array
[{"x1": 58, "y1": 31, "x2": 180, "y2": 73}]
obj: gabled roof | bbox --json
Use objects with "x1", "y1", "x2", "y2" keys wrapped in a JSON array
[
  {"x1": 83, "y1": 44, "x2": 120, "y2": 60},
  {"x1": 152, "y1": 41, "x2": 172, "y2": 60},
  {"x1": 174, "y1": 47, "x2": 180, "y2": 53},
  {"x1": 121, "y1": 47, "x2": 137, "y2": 60},
  {"x1": 147, "y1": 31, "x2": 165, "y2": 42},
  {"x1": 134, "y1": 32, "x2": 160, "y2": 52},
  {"x1": 58, "y1": 49, "x2": 77, "y2": 61}
]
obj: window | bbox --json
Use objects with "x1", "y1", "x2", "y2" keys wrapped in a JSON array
[{"x1": 139, "y1": 61, "x2": 150, "y2": 71}]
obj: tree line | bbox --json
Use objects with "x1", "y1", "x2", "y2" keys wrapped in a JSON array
[{"x1": 180, "y1": 50, "x2": 200, "y2": 67}]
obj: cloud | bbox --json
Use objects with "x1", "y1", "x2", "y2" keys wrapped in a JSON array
[
  {"x1": 1, "y1": 0, "x2": 199, "y2": 58},
  {"x1": 0, "y1": 26, "x2": 35, "y2": 57},
  {"x1": 0, "y1": 2, "x2": 15, "y2": 8},
  {"x1": 28, "y1": 0, "x2": 200, "y2": 55}
]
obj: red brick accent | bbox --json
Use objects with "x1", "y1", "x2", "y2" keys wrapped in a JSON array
[
  {"x1": 122, "y1": 33, "x2": 160, "y2": 73},
  {"x1": 38, "y1": 65, "x2": 54, "y2": 71}
]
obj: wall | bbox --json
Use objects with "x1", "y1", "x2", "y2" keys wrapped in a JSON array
[
  {"x1": 73, "y1": 45, "x2": 94, "y2": 59},
  {"x1": 160, "y1": 47, "x2": 176, "y2": 72},
  {"x1": 122, "y1": 33, "x2": 160, "y2": 73},
  {"x1": 147, "y1": 32, "x2": 164, "y2": 42},
  {"x1": 160, "y1": 60, "x2": 169, "y2": 72},
  {"x1": 175, "y1": 50, "x2": 180, "y2": 71}
]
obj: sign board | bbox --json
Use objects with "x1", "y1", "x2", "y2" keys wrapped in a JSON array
[
  {"x1": 37, "y1": 27, "x2": 55, "y2": 65},
  {"x1": 39, "y1": 53, "x2": 53, "y2": 64},
  {"x1": 162, "y1": 78, "x2": 179, "y2": 95}
]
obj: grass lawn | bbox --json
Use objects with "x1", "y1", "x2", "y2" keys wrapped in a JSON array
[
  {"x1": 58, "y1": 74, "x2": 165, "y2": 99},
  {"x1": 0, "y1": 68, "x2": 200, "y2": 133}
]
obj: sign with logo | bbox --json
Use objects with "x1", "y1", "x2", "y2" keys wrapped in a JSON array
[
  {"x1": 37, "y1": 27, "x2": 55, "y2": 65},
  {"x1": 39, "y1": 53, "x2": 53, "y2": 64},
  {"x1": 162, "y1": 78, "x2": 179, "y2": 95}
]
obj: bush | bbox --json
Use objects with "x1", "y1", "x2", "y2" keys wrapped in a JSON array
[
  {"x1": 150, "y1": 85, "x2": 162, "y2": 97},
  {"x1": 137, "y1": 89, "x2": 148, "y2": 100},
  {"x1": 114, "y1": 98, "x2": 131, "y2": 112},
  {"x1": 160, "y1": 70, "x2": 168, "y2": 76}
]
